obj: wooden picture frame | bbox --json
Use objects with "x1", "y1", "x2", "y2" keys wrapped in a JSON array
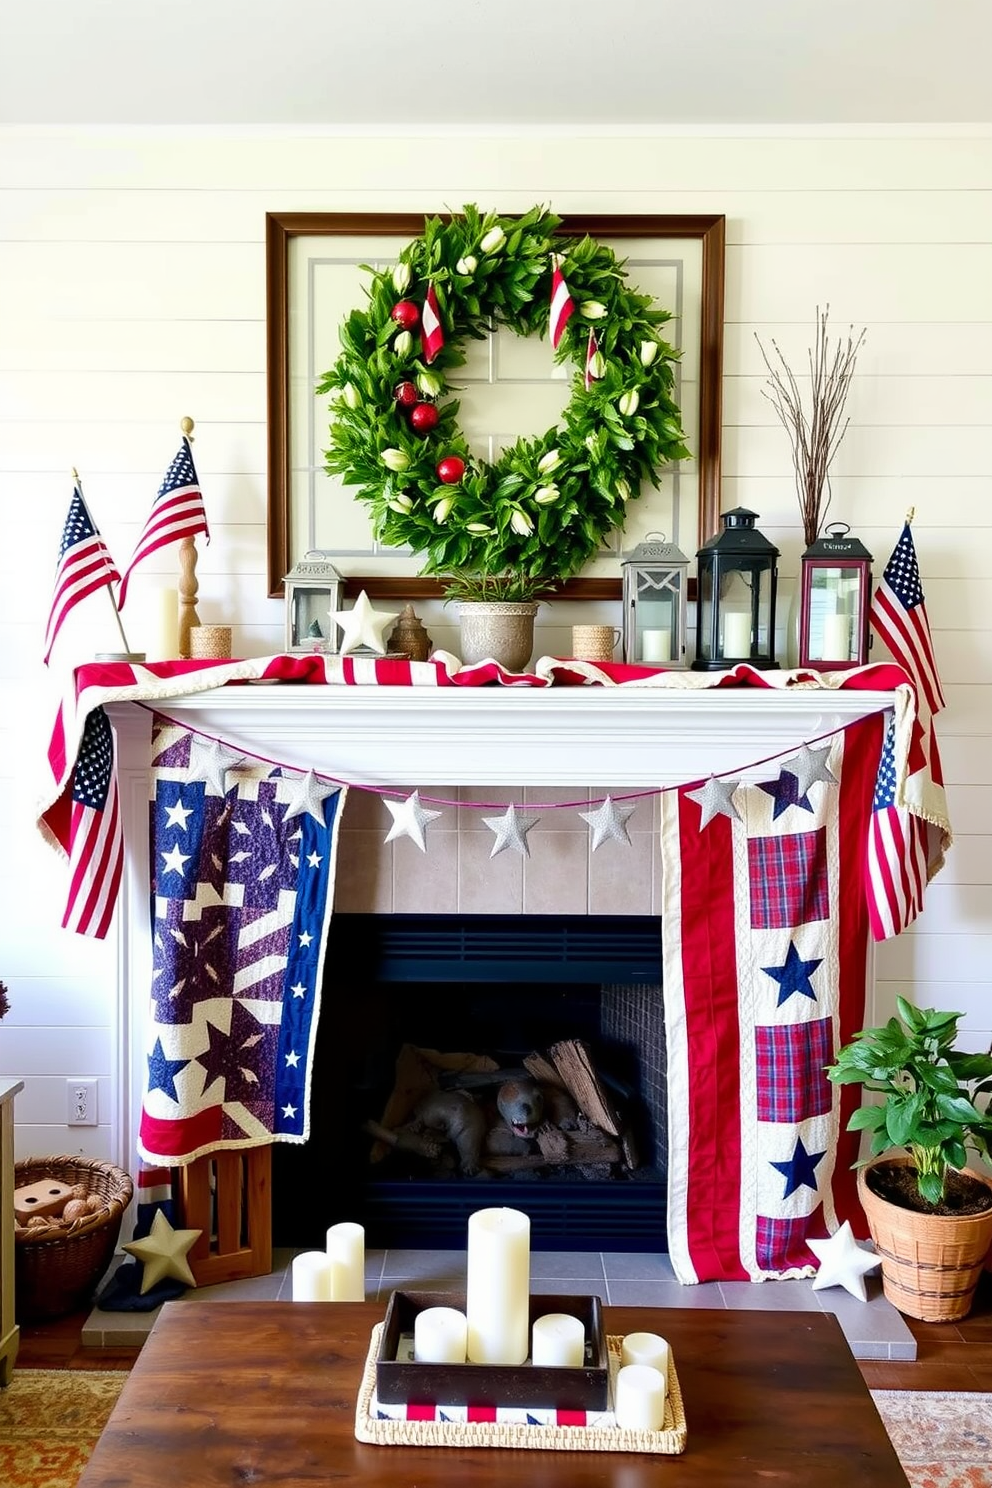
[{"x1": 265, "y1": 211, "x2": 725, "y2": 598}]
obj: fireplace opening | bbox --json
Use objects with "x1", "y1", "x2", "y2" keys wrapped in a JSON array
[{"x1": 272, "y1": 914, "x2": 668, "y2": 1253}]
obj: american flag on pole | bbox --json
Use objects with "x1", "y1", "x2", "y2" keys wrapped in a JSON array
[
  {"x1": 661, "y1": 714, "x2": 885, "y2": 1283},
  {"x1": 549, "y1": 256, "x2": 575, "y2": 349},
  {"x1": 421, "y1": 283, "x2": 445, "y2": 365},
  {"x1": 55, "y1": 705, "x2": 124, "y2": 940},
  {"x1": 137, "y1": 715, "x2": 346, "y2": 1165},
  {"x1": 118, "y1": 437, "x2": 209, "y2": 609},
  {"x1": 43, "y1": 483, "x2": 121, "y2": 665},
  {"x1": 869, "y1": 520, "x2": 945, "y2": 717}
]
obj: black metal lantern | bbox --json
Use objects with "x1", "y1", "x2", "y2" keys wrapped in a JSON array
[
  {"x1": 693, "y1": 507, "x2": 780, "y2": 671},
  {"x1": 621, "y1": 532, "x2": 689, "y2": 668},
  {"x1": 799, "y1": 523, "x2": 873, "y2": 670},
  {"x1": 282, "y1": 552, "x2": 344, "y2": 654}
]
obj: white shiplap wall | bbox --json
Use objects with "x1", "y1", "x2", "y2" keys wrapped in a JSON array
[{"x1": 1, "y1": 128, "x2": 990, "y2": 1164}]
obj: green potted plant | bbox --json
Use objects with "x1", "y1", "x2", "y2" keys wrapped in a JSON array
[{"x1": 826, "y1": 997, "x2": 992, "y2": 1321}]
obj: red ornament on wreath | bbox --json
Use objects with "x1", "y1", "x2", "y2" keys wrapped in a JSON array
[
  {"x1": 394, "y1": 380, "x2": 419, "y2": 408},
  {"x1": 410, "y1": 402, "x2": 439, "y2": 434},
  {"x1": 390, "y1": 300, "x2": 420, "y2": 330},
  {"x1": 436, "y1": 455, "x2": 465, "y2": 484}
]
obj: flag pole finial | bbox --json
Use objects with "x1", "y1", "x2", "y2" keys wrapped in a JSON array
[
  {"x1": 180, "y1": 416, "x2": 195, "y2": 441},
  {"x1": 71, "y1": 466, "x2": 80, "y2": 482},
  {"x1": 906, "y1": 507, "x2": 915, "y2": 524}
]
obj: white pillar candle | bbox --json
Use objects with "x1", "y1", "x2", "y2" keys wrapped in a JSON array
[
  {"x1": 823, "y1": 612, "x2": 851, "y2": 658},
  {"x1": 531, "y1": 1312, "x2": 585, "y2": 1368},
  {"x1": 326, "y1": 1221, "x2": 365, "y2": 1301},
  {"x1": 414, "y1": 1306, "x2": 468, "y2": 1363},
  {"x1": 465, "y1": 1206, "x2": 530, "y2": 1365},
  {"x1": 640, "y1": 628, "x2": 672, "y2": 664},
  {"x1": 722, "y1": 611, "x2": 751, "y2": 657},
  {"x1": 291, "y1": 1250, "x2": 334, "y2": 1301},
  {"x1": 148, "y1": 587, "x2": 180, "y2": 661},
  {"x1": 614, "y1": 1363, "x2": 667, "y2": 1431},
  {"x1": 620, "y1": 1331, "x2": 670, "y2": 1386}
]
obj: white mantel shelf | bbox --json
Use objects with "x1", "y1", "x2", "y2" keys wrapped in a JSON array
[{"x1": 109, "y1": 681, "x2": 896, "y2": 787}]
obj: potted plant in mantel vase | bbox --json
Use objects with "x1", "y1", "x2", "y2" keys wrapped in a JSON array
[{"x1": 826, "y1": 998, "x2": 992, "y2": 1322}]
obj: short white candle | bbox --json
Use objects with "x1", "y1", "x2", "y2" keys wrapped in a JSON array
[
  {"x1": 823, "y1": 612, "x2": 851, "y2": 659},
  {"x1": 620, "y1": 1331, "x2": 670, "y2": 1386},
  {"x1": 414, "y1": 1306, "x2": 468, "y2": 1363},
  {"x1": 465, "y1": 1206, "x2": 530, "y2": 1365},
  {"x1": 614, "y1": 1363, "x2": 667, "y2": 1431},
  {"x1": 147, "y1": 587, "x2": 180, "y2": 661},
  {"x1": 291, "y1": 1250, "x2": 334, "y2": 1302},
  {"x1": 326, "y1": 1221, "x2": 365, "y2": 1301},
  {"x1": 531, "y1": 1312, "x2": 585, "y2": 1368},
  {"x1": 722, "y1": 611, "x2": 751, "y2": 657},
  {"x1": 640, "y1": 628, "x2": 672, "y2": 664}
]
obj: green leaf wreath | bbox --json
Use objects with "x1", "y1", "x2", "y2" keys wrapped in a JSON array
[{"x1": 318, "y1": 204, "x2": 690, "y2": 599}]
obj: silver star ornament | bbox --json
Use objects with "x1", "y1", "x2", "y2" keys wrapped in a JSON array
[
  {"x1": 383, "y1": 790, "x2": 443, "y2": 852},
  {"x1": 281, "y1": 769, "x2": 340, "y2": 826},
  {"x1": 785, "y1": 743, "x2": 838, "y2": 797},
  {"x1": 185, "y1": 736, "x2": 246, "y2": 796},
  {"x1": 807, "y1": 1220, "x2": 879, "y2": 1301},
  {"x1": 331, "y1": 590, "x2": 398, "y2": 655},
  {"x1": 580, "y1": 795, "x2": 636, "y2": 850},
  {"x1": 482, "y1": 804, "x2": 540, "y2": 858},
  {"x1": 685, "y1": 775, "x2": 742, "y2": 830}
]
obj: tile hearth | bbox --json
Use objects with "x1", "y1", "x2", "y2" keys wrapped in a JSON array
[{"x1": 82, "y1": 1247, "x2": 916, "y2": 1362}]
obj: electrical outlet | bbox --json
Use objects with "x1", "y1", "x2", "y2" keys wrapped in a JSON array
[{"x1": 67, "y1": 1078, "x2": 98, "y2": 1126}]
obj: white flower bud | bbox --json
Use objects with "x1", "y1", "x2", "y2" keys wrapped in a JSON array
[
  {"x1": 455, "y1": 255, "x2": 478, "y2": 275},
  {"x1": 639, "y1": 339, "x2": 659, "y2": 367},
  {"x1": 392, "y1": 262, "x2": 412, "y2": 293},
  {"x1": 387, "y1": 494, "x2": 413, "y2": 514},
  {"x1": 579, "y1": 301, "x2": 607, "y2": 320},
  {"x1": 417, "y1": 371, "x2": 442, "y2": 398},
  {"x1": 587, "y1": 351, "x2": 606, "y2": 380},
  {"x1": 509, "y1": 508, "x2": 534, "y2": 537},
  {"x1": 393, "y1": 330, "x2": 413, "y2": 358},
  {"x1": 341, "y1": 383, "x2": 360, "y2": 409},
  {"x1": 479, "y1": 226, "x2": 506, "y2": 254},
  {"x1": 466, "y1": 521, "x2": 494, "y2": 534},
  {"x1": 433, "y1": 496, "x2": 455, "y2": 523},
  {"x1": 618, "y1": 389, "x2": 640, "y2": 417},
  {"x1": 534, "y1": 484, "x2": 561, "y2": 505},
  {"x1": 616, "y1": 478, "x2": 632, "y2": 502},
  {"x1": 382, "y1": 448, "x2": 410, "y2": 472},
  {"x1": 537, "y1": 449, "x2": 561, "y2": 474}
]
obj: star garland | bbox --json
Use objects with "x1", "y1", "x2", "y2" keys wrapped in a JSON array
[{"x1": 319, "y1": 205, "x2": 690, "y2": 595}]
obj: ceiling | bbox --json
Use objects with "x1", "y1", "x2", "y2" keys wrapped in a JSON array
[{"x1": 3, "y1": 0, "x2": 992, "y2": 128}]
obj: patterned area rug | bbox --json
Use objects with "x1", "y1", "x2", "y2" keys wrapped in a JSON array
[
  {"x1": 0, "y1": 1370, "x2": 127, "y2": 1488},
  {"x1": 872, "y1": 1392, "x2": 992, "y2": 1487}
]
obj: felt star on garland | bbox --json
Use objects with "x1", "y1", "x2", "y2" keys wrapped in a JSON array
[
  {"x1": 332, "y1": 590, "x2": 399, "y2": 655},
  {"x1": 383, "y1": 790, "x2": 443, "y2": 852},
  {"x1": 580, "y1": 795, "x2": 636, "y2": 850},
  {"x1": 483, "y1": 804, "x2": 540, "y2": 858},
  {"x1": 186, "y1": 736, "x2": 245, "y2": 796},
  {"x1": 281, "y1": 769, "x2": 339, "y2": 827},
  {"x1": 123, "y1": 1209, "x2": 202, "y2": 1295},
  {"x1": 807, "y1": 1221, "x2": 879, "y2": 1301},
  {"x1": 685, "y1": 776, "x2": 742, "y2": 830},
  {"x1": 785, "y1": 743, "x2": 838, "y2": 797}
]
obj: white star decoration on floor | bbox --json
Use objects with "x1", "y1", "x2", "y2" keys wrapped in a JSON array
[
  {"x1": 807, "y1": 1220, "x2": 879, "y2": 1300},
  {"x1": 122, "y1": 1209, "x2": 202, "y2": 1295},
  {"x1": 580, "y1": 795, "x2": 636, "y2": 849},
  {"x1": 332, "y1": 590, "x2": 398, "y2": 655},
  {"x1": 281, "y1": 769, "x2": 339, "y2": 826},
  {"x1": 685, "y1": 775, "x2": 742, "y2": 829},
  {"x1": 482, "y1": 804, "x2": 540, "y2": 858},
  {"x1": 383, "y1": 790, "x2": 443, "y2": 852},
  {"x1": 785, "y1": 743, "x2": 838, "y2": 797},
  {"x1": 185, "y1": 737, "x2": 245, "y2": 795}
]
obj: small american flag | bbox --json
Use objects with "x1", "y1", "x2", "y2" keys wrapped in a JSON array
[
  {"x1": 869, "y1": 521, "x2": 945, "y2": 717},
  {"x1": 549, "y1": 256, "x2": 575, "y2": 349},
  {"x1": 43, "y1": 484, "x2": 121, "y2": 665},
  {"x1": 118, "y1": 437, "x2": 209, "y2": 609},
  {"x1": 61, "y1": 705, "x2": 124, "y2": 939},
  {"x1": 866, "y1": 711, "x2": 928, "y2": 941},
  {"x1": 421, "y1": 284, "x2": 444, "y2": 365}
]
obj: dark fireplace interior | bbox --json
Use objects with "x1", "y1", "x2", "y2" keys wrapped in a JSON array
[{"x1": 273, "y1": 913, "x2": 667, "y2": 1253}]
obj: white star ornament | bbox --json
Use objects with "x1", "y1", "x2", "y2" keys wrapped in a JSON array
[
  {"x1": 807, "y1": 1220, "x2": 879, "y2": 1301},
  {"x1": 786, "y1": 743, "x2": 838, "y2": 797},
  {"x1": 482, "y1": 804, "x2": 540, "y2": 858},
  {"x1": 685, "y1": 775, "x2": 742, "y2": 830},
  {"x1": 281, "y1": 769, "x2": 339, "y2": 826},
  {"x1": 122, "y1": 1209, "x2": 202, "y2": 1294},
  {"x1": 383, "y1": 791, "x2": 442, "y2": 852},
  {"x1": 185, "y1": 736, "x2": 246, "y2": 796},
  {"x1": 332, "y1": 590, "x2": 398, "y2": 655},
  {"x1": 580, "y1": 795, "x2": 636, "y2": 850}
]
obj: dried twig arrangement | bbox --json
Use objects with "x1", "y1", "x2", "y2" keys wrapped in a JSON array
[{"x1": 756, "y1": 306, "x2": 866, "y2": 546}]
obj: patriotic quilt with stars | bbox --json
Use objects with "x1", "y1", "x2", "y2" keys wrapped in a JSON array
[
  {"x1": 661, "y1": 713, "x2": 886, "y2": 1284},
  {"x1": 137, "y1": 714, "x2": 346, "y2": 1166}
]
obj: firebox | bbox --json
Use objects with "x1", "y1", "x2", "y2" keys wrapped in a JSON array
[{"x1": 272, "y1": 913, "x2": 667, "y2": 1252}]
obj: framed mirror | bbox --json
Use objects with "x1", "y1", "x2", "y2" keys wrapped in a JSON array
[{"x1": 266, "y1": 211, "x2": 725, "y2": 598}]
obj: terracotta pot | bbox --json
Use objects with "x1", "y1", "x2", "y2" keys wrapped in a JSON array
[
  {"x1": 857, "y1": 1154, "x2": 992, "y2": 1322},
  {"x1": 456, "y1": 601, "x2": 538, "y2": 673}
]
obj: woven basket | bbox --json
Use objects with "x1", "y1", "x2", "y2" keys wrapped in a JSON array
[
  {"x1": 858, "y1": 1156, "x2": 992, "y2": 1322},
  {"x1": 14, "y1": 1155, "x2": 134, "y2": 1321}
]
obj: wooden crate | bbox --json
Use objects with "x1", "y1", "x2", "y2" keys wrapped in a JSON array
[{"x1": 178, "y1": 1146, "x2": 272, "y2": 1287}]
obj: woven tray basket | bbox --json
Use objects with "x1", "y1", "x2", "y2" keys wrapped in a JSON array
[{"x1": 14, "y1": 1155, "x2": 134, "y2": 1320}]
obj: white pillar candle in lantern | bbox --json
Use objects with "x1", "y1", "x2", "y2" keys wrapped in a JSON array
[
  {"x1": 722, "y1": 611, "x2": 752, "y2": 657},
  {"x1": 640, "y1": 628, "x2": 672, "y2": 664},
  {"x1": 823, "y1": 611, "x2": 851, "y2": 658},
  {"x1": 465, "y1": 1206, "x2": 531, "y2": 1365},
  {"x1": 614, "y1": 1363, "x2": 667, "y2": 1431},
  {"x1": 291, "y1": 1250, "x2": 334, "y2": 1301},
  {"x1": 620, "y1": 1331, "x2": 670, "y2": 1387},
  {"x1": 414, "y1": 1306, "x2": 468, "y2": 1363},
  {"x1": 531, "y1": 1312, "x2": 585, "y2": 1368},
  {"x1": 326, "y1": 1221, "x2": 365, "y2": 1301}
]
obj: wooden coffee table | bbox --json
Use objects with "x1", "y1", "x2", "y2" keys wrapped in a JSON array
[{"x1": 77, "y1": 1299, "x2": 908, "y2": 1486}]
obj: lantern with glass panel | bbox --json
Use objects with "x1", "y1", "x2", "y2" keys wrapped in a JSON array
[
  {"x1": 621, "y1": 533, "x2": 689, "y2": 668},
  {"x1": 799, "y1": 524, "x2": 873, "y2": 670},
  {"x1": 692, "y1": 507, "x2": 780, "y2": 670},
  {"x1": 282, "y1": 552, "x2": 344, "y2": 654}
]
